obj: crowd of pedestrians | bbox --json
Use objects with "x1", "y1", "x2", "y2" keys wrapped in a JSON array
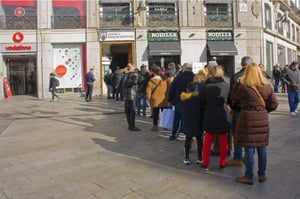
[{"x1": 96, "y1": 57, "x2": 300, "y2": 185}]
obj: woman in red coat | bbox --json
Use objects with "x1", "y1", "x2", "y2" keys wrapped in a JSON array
[{"x1": 231, "y1": 63, "x2": 278, "y2": 185}]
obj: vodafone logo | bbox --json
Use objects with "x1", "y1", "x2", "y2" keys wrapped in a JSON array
[
  {"x1": 12, "y1": 32, "x2": 24, "y2": 43},
  {"x1": 14, "y1": 7, "x2": 25, "y2": 17}
]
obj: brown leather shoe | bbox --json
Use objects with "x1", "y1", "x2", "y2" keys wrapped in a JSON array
[
  {"x1": 226, "y1": 158, "x2": 244, "y2": 167},
  {"x1": 258, "y1": 176, "x2": 267, "y2": 183},
  {"x1": 235, "y1": 176, "x2": 254, "y2": 185}
]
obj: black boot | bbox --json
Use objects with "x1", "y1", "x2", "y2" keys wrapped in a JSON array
[
  {"x1": 128, "y1": 112, "x2": 140, "y2": 131},
  {"x1": 183, "y1": 148, "x2": 190, "y2": 165},
  {"x1": 183, "y1": 138, "x2": 191, "y2": 165}
]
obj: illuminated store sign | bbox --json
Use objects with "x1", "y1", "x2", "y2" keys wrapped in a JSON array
[{"x1": 0, "y1": 32, "x2": 36, "y2": 52}]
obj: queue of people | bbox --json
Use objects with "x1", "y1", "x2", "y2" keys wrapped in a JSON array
[{"x1": 86, "y1": 58, "x2": 300, "y2": 185}]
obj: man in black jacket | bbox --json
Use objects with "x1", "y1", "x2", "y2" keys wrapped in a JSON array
[
  {"x1": 227, "y1": 56, "x2": 253, "y2": 166},
  {"x1": 122, "y1": 63, "x2": 140, "y2": 131},
  {"x1": 168, "y1": 63, "x2": 195, "y2": 140}
]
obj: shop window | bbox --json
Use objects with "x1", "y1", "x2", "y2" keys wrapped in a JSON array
[
  {"x1": 0, "y1": 0, "x2": 37, "y2": 29},
  {"x1": 146, "y1": 2, "x2": 178, "y2": 27},
  {"x1": 205, "y1": 3, "x2": 232, "y2": 27},
  {"x1": 52, "y1": 44, "x2": 84, "y2": 94},
  {"x1": 99, "y1": 3, "x2": 132, "y2": 27},
  {"x1": 51, "y1": 0, "x2": 86, "y2": 29}
]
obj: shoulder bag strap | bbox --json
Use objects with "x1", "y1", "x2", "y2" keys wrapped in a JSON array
[
  {"x1": 251, "y1": 87, "x2": 266, "y2": 106},
  {"x1": 151, "y1": 80, "x2": 162, "y2": 95}
]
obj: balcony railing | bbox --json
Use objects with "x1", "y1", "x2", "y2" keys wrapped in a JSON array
[
  {"x1": 265, "y1": 20, "x2": 272, "y2": 29},
  {"x1": 205, "y1": 14, "x2": 233, "y2": 27},
  {"x1": 146, "y1": 14, "x2": 178, "y2": 27},
  {"x1": 0, "y1": 16, "x2": 37, "y2": 29},
  {"x1": 100, "y1": 15, "x2": 133, "y2": 27},
  {"x1": 51, "y1": 16, "x2": 86, "y2": 29}
]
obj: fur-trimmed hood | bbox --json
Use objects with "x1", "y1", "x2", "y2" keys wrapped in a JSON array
[{"x1": 180, "y1": 91, "x2": 199, "y2": 101}]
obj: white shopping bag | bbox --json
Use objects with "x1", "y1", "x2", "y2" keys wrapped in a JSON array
[{"x1": 159, "y1": 108, "x2": 174, "y2": 130}]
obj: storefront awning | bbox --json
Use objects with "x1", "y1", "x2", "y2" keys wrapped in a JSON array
[
  {"x1": 148, "y1": 42, "x2": 181, "y2": 56},
  {"x1": 204, "y1": 0, "x2": 232, "y2": 3},
  {"x1": 207, "y1": 41, "x2": 238, "y2": 56},
  {"x1": 100, "y1": 0, "x2": 131, "y2": 3},
  {"x1": 146, "y1": 0, "x2": 176, "y2": 3}
]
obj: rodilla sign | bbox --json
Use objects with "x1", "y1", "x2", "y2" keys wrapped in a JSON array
[{"x1": 0, "y1": 32, "x2": 36, "y2": 52}]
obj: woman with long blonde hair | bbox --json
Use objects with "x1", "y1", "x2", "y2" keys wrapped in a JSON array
[
  {"x1": 200, "y1": 65, "x2": 231, "y2": 170},
  {"x1": 231, "y1": 62, "x2": 278, "y2": 185}
]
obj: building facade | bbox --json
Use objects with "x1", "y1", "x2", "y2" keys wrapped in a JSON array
[{"x1": 0, "y1": 0, "x2": 299, "y2": 99}]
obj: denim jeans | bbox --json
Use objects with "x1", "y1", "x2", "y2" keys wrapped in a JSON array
[
  {"x1": 287, "y1": 90, "x2": 300, "y2": 112},
  {"x1": 171, "y1": 104, "x2": 182, "y2": 139},
  {"x1": 232, "y1": 110, "x2": 243, "y2": 160},
  {"x1": 114, "y1": 85, "x2": 121, "y2": 101},
  {"x1": 136, "y1": 93, "x2": 147, "y2": 116},
  {"x1": 244, "y1": 146, "x2": 267, "y2": 180},
  {"x1": 274, "y1": 77, "x2": 280, "y2": 92}
]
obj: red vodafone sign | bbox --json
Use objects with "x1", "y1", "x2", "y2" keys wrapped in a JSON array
[
  {"x1": 12, "y1": 32, "x2": 24, "y2": 43},
  {"x1": 0, "y1": 32, "x2": 36, "y2": 52},
  {"x1": 4, "y1": 32, "x2": 32, "y2": 51}
]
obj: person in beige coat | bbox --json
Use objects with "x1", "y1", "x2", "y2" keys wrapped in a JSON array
[{"x1": 146, "y1": 66, "x2": 169, "y2": 131}]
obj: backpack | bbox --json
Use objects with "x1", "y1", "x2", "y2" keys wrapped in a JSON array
[{"x1": 55, "y1": 78, "x2": 60, "y2": 87}]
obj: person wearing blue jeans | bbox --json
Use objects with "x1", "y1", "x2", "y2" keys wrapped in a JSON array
[
  {"x1": 168, "y1": 63, "x2": 194, "y2": 141},
  {"x1": 272, "y1": 64, "x2": 281, "y2": 93},
  {"x1": 287, "y1": 89, "x2": 300, "y2": 113},
  {"x1": 136, "y1": 93, "x2": 147, "y2": 116},
  {"x1": 281, "y1": 61, "x2": 300, "y2": 116},
  {"x1": 231, "y1": 62, "x2": 278, "y2": 185},
  {"x1": 244, "y1": 147, "x2": 266, "y2": 184},
  {"x1": 231, "y1": 110, "x2": 243, "y2": 161},
  {"x1": 227, "y1": 56, "x2": 253, "y2": 167},
  {"x1": 170, "y1": 104, "x2": 182, "y2": 140}
]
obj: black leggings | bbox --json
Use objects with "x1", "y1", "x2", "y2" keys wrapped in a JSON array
[{"x1": 185, "y1": 136, "x2": 203, "y2": 159}]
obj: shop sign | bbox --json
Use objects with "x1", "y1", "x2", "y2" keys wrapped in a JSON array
[
  {"x1": 207, "y1": 30, "x2": 233, "y2": 41},
  {"x1": 99, "y1": 30, "x2": 135, "y2": 41},
  {"x1": 148, "y1": 31, "x2": 179, "y2": 42},
  {"x1": 0, "y1": 32, "x2": 36, "y2": 52}
]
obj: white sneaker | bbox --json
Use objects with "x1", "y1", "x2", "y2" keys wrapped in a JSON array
[
  {"x1": 290, "y1": 112, "x2": 297, "y2": 116},
  {"x1": 183, "y1": 159, "x2": 190, "y2": 165},
  {"x1": 196, "y1": 159, "x2": 203, "y2": 164},
  {"x1": 295, "y1": 110, "x2": 299, "y2": 114}
]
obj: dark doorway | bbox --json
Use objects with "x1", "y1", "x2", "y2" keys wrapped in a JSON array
[
  {"x1": 110, "y1": 53, "x2": 128, "y2": 71},
  {"x1": 110, "y1": 44, "x2": 130, "y2": 71},
  {"x1": 5, "y1": 55, "x2": 37, "y2": 96},
  {"x1": 209, "y1": 56, "x2": 235, "y2": 78}
]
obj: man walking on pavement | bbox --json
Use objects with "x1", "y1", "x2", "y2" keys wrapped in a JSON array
[
  {"x1": 227, "y1": 56, "x2": 253, "y2": 167},
  {"x1": 168, "y1": 63, "x2": 195, "y2": 141},
  {"x1": 281, "y1": 61, "x2": 300, "y2": 116},
  {"x1": 85, "y1": 68, "x2": 96, "y2": 102}
]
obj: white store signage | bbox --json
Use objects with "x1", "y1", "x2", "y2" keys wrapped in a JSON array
[
  {"x1": 99, "y1": 30, "x2": 135, "y2": 41},
  {"x1": 0, "y1": 43, "x2": 36, "y2": 53}
]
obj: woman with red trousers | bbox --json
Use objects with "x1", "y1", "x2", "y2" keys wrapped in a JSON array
[{"x1": 199, "y1": 65, "x2": 231, "y2": 170}]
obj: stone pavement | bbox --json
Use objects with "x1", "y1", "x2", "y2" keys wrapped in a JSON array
[{"x1": 0, "y1": 93, "x2": 299, "y2": 199}]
